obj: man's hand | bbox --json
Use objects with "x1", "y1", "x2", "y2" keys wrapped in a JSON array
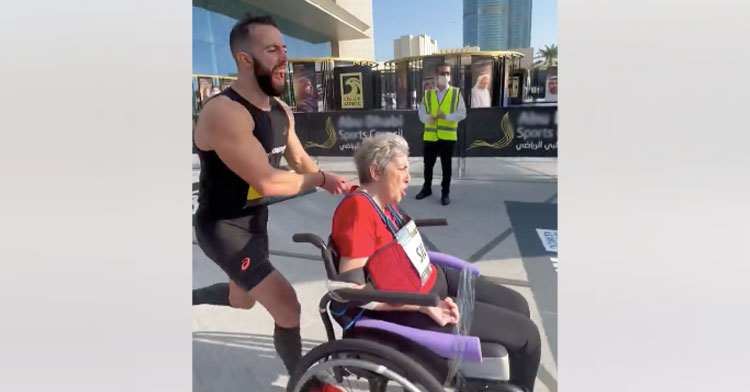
[
  {"x1": 426, "y1": 115, "x2": 436, "y2": 123},
  {"x1": 437, "y1": 112, "x2": 446, "y2": 120},
  {"x1": 420, "y1": 297, "x2": 460, "y2": 326},
  {"x1": 320, "y1": 171, "x2": 350, "y2": 195}
]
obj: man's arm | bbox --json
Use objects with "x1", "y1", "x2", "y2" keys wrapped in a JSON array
[
  {"x1": 199, "y1": 99, "x2": 324, "y2": 197},
  {"x1": 417, "y1": 93, "x2": 434, "y2": 125},
  {"x1": 276, "y1": 98, "x2": 319, "y2": 174},
  {"x1": 445, "y1": 89, "x2": 467, "y2": 123}
]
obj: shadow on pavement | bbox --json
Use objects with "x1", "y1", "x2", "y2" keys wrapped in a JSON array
[{"x1": 193, "y1": 331, "x2": 326, "y2": 392}]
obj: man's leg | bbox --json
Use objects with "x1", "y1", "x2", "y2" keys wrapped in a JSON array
[
  {"x1": 418, "y1": 141, "x2": 439, "y2": 199},
  {"x1": 227, "y1": 240, "x2": 302, "y2": 375},
  {"x1": 228, "y1": 279, "x2": 256, "y2": 309},
  {"x1": 234, "y1": 271, "x2": 302, "y2": 375},
  {"x1": 194, "y1": 213, "x2": 302, "y2": 375},
  {"x1": 439, "y1": 140, "x2": 455, "y2": 203}
]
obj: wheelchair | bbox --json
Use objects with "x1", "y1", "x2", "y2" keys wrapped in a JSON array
[{"x1": 288, "y1": 218, "x2": 525, "y2": 392}]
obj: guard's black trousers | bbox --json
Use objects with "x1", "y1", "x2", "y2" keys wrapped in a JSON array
[{"x1": 422, "y1": 139, "x2": 456, "y2": 195}]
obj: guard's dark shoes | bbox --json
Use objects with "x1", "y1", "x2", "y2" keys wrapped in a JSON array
[
  {"x1": 415, "y1": 188, "x2": 432, "y2": 200},
  {"x1": 441, "y1": 194, "x2": 451, "y2": 205}
]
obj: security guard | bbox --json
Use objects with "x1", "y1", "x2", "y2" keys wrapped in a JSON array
[{"x1": 416, "y1": 63, "x2": 467, "y2": 205}]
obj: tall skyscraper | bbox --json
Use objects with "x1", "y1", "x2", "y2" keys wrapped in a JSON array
[
  {"x1": 463, "y1": 0, "x2": 532, "y2": 51},
  {"x1": 463, "y1": 0, "x2": 478, "y2": 47},
  {"x1": 508, "y1": 0, "x2": 532, "y2": 49}
]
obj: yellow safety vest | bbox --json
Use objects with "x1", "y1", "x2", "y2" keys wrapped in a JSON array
[{"x1": 423, "y1": 87, "x2": 460, "y2": 142}]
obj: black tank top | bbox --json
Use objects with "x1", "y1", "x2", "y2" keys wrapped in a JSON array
[{"x1": 195, "y1": 87, "x2": 289, "y2": 221}]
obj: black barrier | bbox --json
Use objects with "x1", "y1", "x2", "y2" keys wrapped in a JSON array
[
  {"x1": 294, "y1": 106, "x2": 557, "y2": 158},
  {"x1": 463, "y1": 106, "x2": 558, "y2": 157},
  {"x1": 295, "y1": 111, "x2": 426, "y2": 157}
]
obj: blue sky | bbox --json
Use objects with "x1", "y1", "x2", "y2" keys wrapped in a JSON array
[{"x1": 372, "y1": 0, "x2": 557, "y2": 61}]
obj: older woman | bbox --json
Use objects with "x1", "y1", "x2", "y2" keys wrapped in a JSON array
[{"x1": 329, "y1": 133, "x2": 542, "y2": 391}]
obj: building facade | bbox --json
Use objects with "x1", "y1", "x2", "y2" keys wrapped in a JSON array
[
  {"x1": 193, "y1": 0, "x2": 374, "y2": 77},
  {"x1": 463, "y1": 0, "x2": 531, "y2": 50},
  {"x1": 463, "y1": 0, "x2": 479, "y2": 47},
  {"x1": 393, "y1": 34, "x2": 439, "y2": 59},
  {"x1": 507, "y1": 0, "x2": 532, "y2": 49}
]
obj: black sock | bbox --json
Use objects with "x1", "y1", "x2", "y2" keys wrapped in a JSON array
[
  {"x1": 192, "y1": 283, "x2": 230, "y2": 306},
  {"x1": 273, "y1": 323, "x2": 302, "y2": 375}
]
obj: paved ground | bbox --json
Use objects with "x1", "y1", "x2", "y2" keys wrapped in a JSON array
[{"x1": 192, "y1": 156, "x2": 558, "y2": 392}]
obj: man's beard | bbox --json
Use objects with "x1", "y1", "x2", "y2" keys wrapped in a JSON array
[{"x1": 253, "y1": 58, "x2": 284, "y2": 97}]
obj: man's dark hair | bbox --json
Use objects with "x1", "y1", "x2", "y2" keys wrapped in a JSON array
[
  {"x1": 436, "y1": 63, "x2": 451, "y2": 72},
  {"x1": 229, "y1": 12, "x2": 278, "y2": 56}
]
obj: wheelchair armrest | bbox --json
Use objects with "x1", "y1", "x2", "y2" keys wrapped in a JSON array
[
  {"x1": 332, "y1": 288, "x2": 440, "y2": 307},
  {"x1": 428, "y1": 252, "x2": 480, "y2": 276},
  {"x1": 413, "y1": 218, "x2": 448, "y2": 227}
]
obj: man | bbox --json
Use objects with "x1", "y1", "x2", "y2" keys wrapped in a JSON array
[
  {"x1": 192, "y1": 13, "x2": 349, "y2": 388},
  {"x1": 415, "y1": 63, "x2": 467, "y2": 205},
  {"x1": 547, "y1": 75, "x2": 558, "y2": 95},
  {"x1": 471, "y1": 73, "x2": 492, "y2": 108}
]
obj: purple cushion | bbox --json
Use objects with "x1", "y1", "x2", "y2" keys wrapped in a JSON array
[
  {"x1": 428, "y1": 252, "x2": 480, "y2": 276},
  {"x1": 354, "y1": 317, "x2": 482, "y2": 362}
]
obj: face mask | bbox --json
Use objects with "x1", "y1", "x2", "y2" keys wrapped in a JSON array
[{"x1": 438, "y1": 75, "x2": 450, "y2": 87}]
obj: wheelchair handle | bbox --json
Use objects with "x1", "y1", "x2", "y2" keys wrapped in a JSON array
[
  {"x1": 292, "y1": 233, "x2": 327, "y2": 250},
  {"x1": 413, "y1": 218, "x2": 448, "y2": 227},
  {"x1": 292, "y1": 233, "x2": 338, "y2": 280},
  {"x1": 334, "y1": 288, "x2": 440, "y2": 307}
]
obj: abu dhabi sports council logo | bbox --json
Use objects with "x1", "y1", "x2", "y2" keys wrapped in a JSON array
[
  {"x1": 340, "y1": 72, "x2": 364, "y2": 109},
  {"x1": 304, "y1": 117, "x2": 337, "y2": 149},
  {"x1": 466, "y1": 112, "x2": 514, "y2": 150}
]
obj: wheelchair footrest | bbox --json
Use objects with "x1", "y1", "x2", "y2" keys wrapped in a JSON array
[{"x1": 458, "y1": 343, "x2": 510, "y2": 381}]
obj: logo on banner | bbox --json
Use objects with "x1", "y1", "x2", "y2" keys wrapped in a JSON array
[
  {"x1": 466, "y1": 113, "x2": 514, "y2": 150},
  {"x1": 340, "y1": 72, "x2": 364, "y2": 109},
  {"x1": 304, "y1": 117, "x2": 337, "y2": 149}
]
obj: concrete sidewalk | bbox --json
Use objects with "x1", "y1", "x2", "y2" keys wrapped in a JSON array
[{"x1": 193, "y1": 157, "x2": 558, "y2": 392}]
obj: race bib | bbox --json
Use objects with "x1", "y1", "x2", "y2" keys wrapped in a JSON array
[{"x1": 394, "y1": 220, "x2": 431, "y2": 284}]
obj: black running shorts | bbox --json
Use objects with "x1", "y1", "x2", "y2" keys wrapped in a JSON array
[{"x1": 194, "y1": 207, "x2": 275, "y2": 291}]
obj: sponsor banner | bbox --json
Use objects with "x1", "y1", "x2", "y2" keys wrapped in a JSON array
[
  {"x1": 546, "y1": 66, "x2": 558, "y2": 102},
  {"x1": 339, "y1": 72, "x2": 364, "y2": 109},
  {"x1": 293, "y1": 62, "x2": 318, "y2": 112},
  {"x1": 470, "y1": 56, "x2": 494, "y2": 108},
  {"x1": 463, "y1": 106, "x2": 558, "y2": 157},
  {"x1": 396, "y1": 61, "x2": 409, "y2": 109},
  {"x1": 295, "y1": 111, "x2": 424, "y2": 157},
  {"x1": 294, "y1": 106, "x2": 557, "y2": 158}
]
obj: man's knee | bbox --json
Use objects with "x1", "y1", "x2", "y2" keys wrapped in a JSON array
[
  {"x1": 273, "y1": 296, "x2": 301, "y2": 328},
  {"x1": 251, "y1": 272, "x2": 301, "y2": 328}
]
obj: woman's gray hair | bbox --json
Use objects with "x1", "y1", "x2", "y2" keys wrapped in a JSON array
[{"x1": 354, "y1": 133, "x2": 409, "y2": 184}]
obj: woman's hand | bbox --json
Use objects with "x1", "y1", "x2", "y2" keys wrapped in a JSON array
[{"x1": 420, "y1": 297, "x2": 460, "y2": 326}]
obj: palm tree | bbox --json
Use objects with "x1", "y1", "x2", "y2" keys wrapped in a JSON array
[{"x1": 534, "y1": 44, "x2": 558, "y2": 67}]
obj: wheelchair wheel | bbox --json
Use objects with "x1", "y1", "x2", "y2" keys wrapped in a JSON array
[{"x1": 287, "y1": 339, "x2": 446, "y2": 392}]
